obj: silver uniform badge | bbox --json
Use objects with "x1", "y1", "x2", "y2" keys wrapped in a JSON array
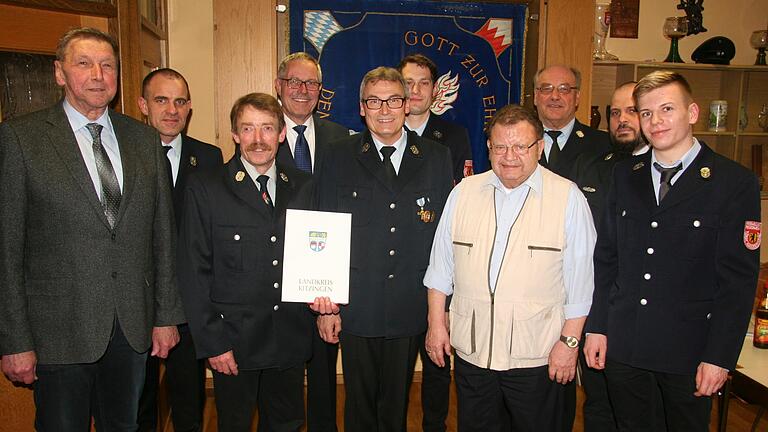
[
  {"x1": 189, "y1": 156, "x2": 197, "y2": 167},
  {"x1": 433, "y1": 130, "x2": 443, "y2": 140},
  {"x1": 633, "y1": 162, "x2": 645, "y2": 171},
  {"x1": 582, "y1": 186, "x2": 597, "y2": 193},
  {"x1": 280, "y1": 172, "x2": 289, "y2": 182}
]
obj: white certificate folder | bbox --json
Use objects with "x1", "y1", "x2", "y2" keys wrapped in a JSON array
[{"x1": 281, "y1": 209, "x2": 351, "y2": 304}]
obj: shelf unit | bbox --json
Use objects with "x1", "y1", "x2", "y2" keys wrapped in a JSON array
[{"x1": 591, "y1": 61, "x2": 768, "y2": 183}]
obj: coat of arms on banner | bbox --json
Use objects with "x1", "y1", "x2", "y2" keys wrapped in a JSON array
[{"x1": 309, "y1": 231, "x2": 328, "y2": 252}]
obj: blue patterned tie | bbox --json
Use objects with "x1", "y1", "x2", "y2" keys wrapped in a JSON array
[
  {"x1": 293, "y1": 125, "x2": 312, "y2": 173},
  {"x1": 86, "y1": 123, "x2": 121, "y2": 228}
]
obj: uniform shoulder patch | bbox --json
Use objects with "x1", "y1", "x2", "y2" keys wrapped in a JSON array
[{"x1": 744, "y1": 221, "x2": 761, "y2": 250}]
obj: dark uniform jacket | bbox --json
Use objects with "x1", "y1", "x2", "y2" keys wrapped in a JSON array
[
  {"x1": 586, "y1": 143, "x2": 761, "y2": 375},
  {"x1": 539, "y1": 119, "x2": 611, "y2": 182},
  {"x1": 0, "y1": 102, "x2": 182, "y2": 363},
  {"x1": 573, "y1": 149, "x2": 631, "y2": 229},
  {"x1": 177, "y1": 153, "x2": 314, "y2": 370},
  {"x1": 171, "y1": 135, "x2": 223, "y2": 228},
  {"x1": 316, "y1": 130, "x2": 453, "y2": 338},
  {"x1": 421, "y1": 114, "x2": 472, "y2": 184},
  {"x1": 277, "y1": 114, "x2": 349, "y2": 175}
]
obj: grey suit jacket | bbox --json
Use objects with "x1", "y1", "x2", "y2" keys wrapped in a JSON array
[{"x1": 0, "y1": 102, "x2": 184, "y2": 364}]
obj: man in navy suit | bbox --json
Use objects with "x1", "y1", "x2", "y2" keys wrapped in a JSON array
[
  {"x1": 137, "y1": 68, "x2": 223, "y2": 432},
  {"x1": 0, "y1": 28, "x2": 182, "y2": 431},
  {"x1": 398, "y1": 54, "x2": 472, "y2": 185},
  {"x1": 273, "y1": 52, "x2": 349, "y2": 432},
  {"x1": 534, "y1": 65, "x2": 610, "y2": 182},
  {"x1": 584, "y1": 71, "x2": 760, "y2": 431}
]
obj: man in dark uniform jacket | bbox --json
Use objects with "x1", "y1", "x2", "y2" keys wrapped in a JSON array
[
  {"x1": 137, "y1": 68, "x2": 223, "y2": 432},
  {"x1": 534, "y1": 65, "x2": 611, "y2": 182},
  {"x1": 315, "y1": 67, "x2": 453, "y2": 432},
  {"x1": 397, "y1": 53, "x2": 472, "y2": 185},
  {"x1": 573, "y1": 82, "x2": 659, "y2": 432},
  {"x1": 396, "y1": 53, "x2": 472, "y2": 432},
  {"x1": 178, "y1": 93, "x2": 314, "y2": 432},
  {"x1": 273, "y1": 52, "x2": 349, "y2": 432},
  {"x1": 584, "y1": 71, "x2": 761, "y2": 431},
  {"x1": 533, "y1": 64, "x2": 611, "y2": 431}
]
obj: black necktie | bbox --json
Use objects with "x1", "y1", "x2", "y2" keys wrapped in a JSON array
[
  {"x1": 545, "y1": 130, "x2": 562, "y2": 167},
  {"x1": 256, "y1": 174, "x2": 273, "y2": 210},
  {"x1": 293, "y1": 125, "x2": 312, "y2": 173},
  {"x1": 653, "y1": 162, "x2": 682, "y2": 203},
  {"x1": 380, "y1": 146, "x2": 397, "y2": 187},
  {"x1": 86, "y1": 123, "x2": 121, "y2": 228},
  {"x1": 162, "y1": 145, "x2": 174, "y2": 189}
]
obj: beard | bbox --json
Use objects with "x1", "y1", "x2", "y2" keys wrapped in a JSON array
[{"x1": 610, "y1": 131, "x2": 645, "y2": 154}]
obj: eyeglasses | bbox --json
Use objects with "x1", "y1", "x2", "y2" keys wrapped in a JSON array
[
  {"x1": 278, "y1": 77, "x2": 322, "y2": 91},
  {"x1": 489, "y1": 140, "x2": 539, "y2": 155},
  {"x1": 153, "y1": 97, "x2": 189, "y2": 107},
  {"x1": 535, "y1": 84, "x2": 579, "y2": 95},
  {"x1": 362, "y1": 97, "x2": 406, "y2": 110}
]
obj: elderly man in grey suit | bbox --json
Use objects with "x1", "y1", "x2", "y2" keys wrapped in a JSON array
[{"x1": 0, "y1": 27, "x2": 183, "y2": 432}]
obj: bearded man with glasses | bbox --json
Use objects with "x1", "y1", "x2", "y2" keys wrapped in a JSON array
[
  {"x1": 423, "y1": 104, "x2": 596, "y2": 431},
  {"x1": 314, "y1": 66, "x2": 453, "y2": 431}
]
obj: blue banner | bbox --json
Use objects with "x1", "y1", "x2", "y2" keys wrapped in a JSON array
[{"x1": 290, "y1": 0, "x2": 528, "y2": 173}]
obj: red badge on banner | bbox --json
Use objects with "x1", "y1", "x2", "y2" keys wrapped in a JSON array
[{"x1": 744, "y1": 221, "x2": 762, "y2": 250}]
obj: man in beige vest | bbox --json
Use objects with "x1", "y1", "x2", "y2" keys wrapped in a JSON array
[{"x1": 423, "y1": 105, "x2": 596, "y2": 431}]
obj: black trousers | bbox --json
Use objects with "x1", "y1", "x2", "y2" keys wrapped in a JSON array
[
  {"x1": 579, "y1": 346, "x2": 617, "y2": 432},
  {"x1": 138, "y1": 324, "x2": 206, "y2": 432},
  {"x1": 416, "y1": 331, "x2": 452, "y2": 432},
  {"x1": 604, "y1": 359, "x2": 710, "y2": 432},
  {"x1": 33, "y1": 322, "x2": 147, "y2": 432},
  {"x1": 340, "y1": 333, "x2": 419, "y2": 432},
  {"x1": 213, "y1": 364, "x2": 305, "y2": 432},
  {"x1": 306, "y1": 326, "x2": 340, "y2": 432},
  {"x1": 454, "y1": 357, "x2": 566, "y2": 432}
]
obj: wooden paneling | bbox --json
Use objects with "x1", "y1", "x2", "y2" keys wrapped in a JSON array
[
  {"x1": 0, "y1": 4, "x2": 82, "y2": 54},
  {"x1": 0, "y1": 0, "x2": 116, "y2": 17},
  {"x1": 0, "y1": 378, "x2": 35, "y2": 431},
  {"x1": 541, "y1": 0, "x2": 595, "y2": 124},
  {"x1": 213, "y1": 0, "x2": 277, "y2": 160}
]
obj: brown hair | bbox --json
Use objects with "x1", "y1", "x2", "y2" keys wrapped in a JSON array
[
  {"x1": 229, "y1": 93, "x2": 284, "y2": 132},
  {"x1": 633, "y1": 70, "x2": 693, "y2": 102},
  {"x1": 56, "y1": 27, "x2": 119, "y2": 63},
  {"x1": 485, "y1": 104, "x2": 544, "y2": 139},
  {"x1": 397, "y1": 53, "x2": 438, "y2": 82}
]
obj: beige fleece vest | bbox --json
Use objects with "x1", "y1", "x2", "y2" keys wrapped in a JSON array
[{"x1": 449, "y1": 168, "x2": 571, "y2": 370}]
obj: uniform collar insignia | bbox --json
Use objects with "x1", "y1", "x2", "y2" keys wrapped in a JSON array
[
  {"x1": 582, "y1": 186, "x2": 597, "y2": 193},
  {"x1": 189, "y1": 156, "x2": 197, "y2": 167},
  {"x1": 432, "y1": 130, "x2": 443, "y2": 140},
  {"x1": 410, "y1": 144, "x2": 420, "y2": 155},
  {"x1": 633, "y1": 162, "x2": 645, "y2": 171},
  {"x1": 235, "y1": 171, "x2": 245, "y2": 182},
  {"x1": 280, "y1": 172, "x2": 289, "y2": 182},
  {"x1": 700, "y1": 167, "x2": 711, "y2": 179},
  {"x1": 576, "y1": 130, "x2": 584, "y2": 138},
  {"x1": 604, "y1": 153, "x2": 613, "y2": 161},
  {"x1": 361, "y1": 142, "x2": 371, "y2": 153}
]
